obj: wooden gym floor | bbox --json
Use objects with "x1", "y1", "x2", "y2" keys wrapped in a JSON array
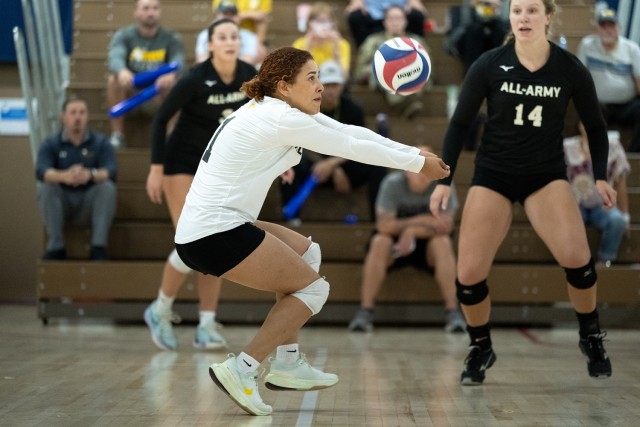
[{"x1": 1, "y1": 304, "x2": 639, "y2": 426}]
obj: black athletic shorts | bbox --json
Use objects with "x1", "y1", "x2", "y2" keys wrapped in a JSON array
[
  {"x1": 389, "y1": 238, "x2": 434, "y2": 274},
  {"x1": 471, "y1": 166, "x2": 568, "y2": 205},
  {"x1": 164, "y1": 153, "x2": 201, "y2": 176},
  {"x1": 175, "y1": 223, "x2": 266, "y2": 277}
]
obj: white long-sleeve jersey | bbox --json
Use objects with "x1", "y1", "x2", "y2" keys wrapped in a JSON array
[{"x1": 175, "y1": 96, "x2": 425, "y2": 244}]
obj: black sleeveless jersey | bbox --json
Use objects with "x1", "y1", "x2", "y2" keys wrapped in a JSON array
[
  {"x1": 151, "y1": 59, "x2": 257, "y2": 167},
  {"x1": 440, "y1": 42, "x2": 608, "y2": 185}
]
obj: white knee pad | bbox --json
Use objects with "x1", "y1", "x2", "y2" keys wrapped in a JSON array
[
  {"x1": 302, "y1": 238, "x2": 321, "y2": 273},
  {"x1": 292, "y1": 277, "x2": 330, "y2": 315},
  {"x1": 168, "y1": 249, "x2": 192, "y2": 274}
]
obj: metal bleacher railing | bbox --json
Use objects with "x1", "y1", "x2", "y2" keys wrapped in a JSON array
[{"x1": 12, "y1": 0, "x2": 69, "y2": 163}]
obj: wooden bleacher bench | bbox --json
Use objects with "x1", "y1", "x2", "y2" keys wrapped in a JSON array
[
  {"x1": 38, "y1": 149, "x2": 640, "y2": 324},
  {"x1": 39, "y1": 261, "x2": 640, "y2": 306},
  {"x1": 57, "y1": 216, "x2": 640, "y2": 263},
  {"x1": 39, "y1": 0, "x2": 639, "y2": 325},
  {"x1": 36, "y1": 259, "x2": 640, "y2": 325}
]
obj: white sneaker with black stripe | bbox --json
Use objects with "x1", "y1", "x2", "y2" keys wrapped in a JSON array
[{"x1": 209, "y1": 354, "x2": 272, "y2": 416}]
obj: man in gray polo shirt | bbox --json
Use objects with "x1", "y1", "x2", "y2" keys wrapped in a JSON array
[{"x1": 107, "y1": 0, "x2": 185, "y2": 148}]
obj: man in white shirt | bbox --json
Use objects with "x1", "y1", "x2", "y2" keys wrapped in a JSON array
[{"x1": 577, "y1": 8, "x2": 640, "y2": 152}]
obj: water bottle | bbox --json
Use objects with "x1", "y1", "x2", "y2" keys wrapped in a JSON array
[
  {"x1": 343, "y1": 214, "x2": 359, "y2": 224},
  {"x1": 446, "y1": 85, "x2": 459, "y2": 119},
  {"x1": 282, "y1": 176, "x2": 319, "y2": 220},
  {"x1": 376, "y1": 113, "x2": 390, "y2": 138},
  {"x1": 558, "y1": 34, "x2": 567, "y2": 50}
]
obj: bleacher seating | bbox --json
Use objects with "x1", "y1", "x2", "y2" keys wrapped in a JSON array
[{"x1": 37, "y1": 0, "x2": 640, "y2": 325}]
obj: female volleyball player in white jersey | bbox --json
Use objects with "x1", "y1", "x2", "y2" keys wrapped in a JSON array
[
  {"x1": 430, "y1": 0, "x2": 615, "y2": 386},
  {"x1": 174, "y1": 46, "x2": 450, "y2": 416}
]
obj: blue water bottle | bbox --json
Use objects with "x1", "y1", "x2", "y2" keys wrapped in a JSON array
[
  {"x1": 558, "y1": 34, "x2": 567, "y2": 50},
  {"x1": 343, "y1": 214, "x2": 359, "y2": 224},
  {"x1": 282, "y1": 176, "x2": 319, "y2": 220},
  {"x1": 375, "y1": 113, "x2": 390, "y2": 137}
]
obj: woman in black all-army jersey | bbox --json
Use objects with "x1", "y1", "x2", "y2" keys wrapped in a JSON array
[
  {"x1": 143, "y1": 18, "x2": 257, "y2": 351},
  {"x1": 430, "y1": 0, "x2": 615, "y2": 385}
]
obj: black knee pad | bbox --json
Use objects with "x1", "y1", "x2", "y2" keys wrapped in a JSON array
[
  {"x1": 456, "y1": 279, "x2": 489, "y2": 306},
  {"x1": 564, "y1": 259, "x2": 597, "y2": 290}
]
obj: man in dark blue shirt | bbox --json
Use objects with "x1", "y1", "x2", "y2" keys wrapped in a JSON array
[{"x1": 35, "y1": 97, "x2": 118, "y2": 260}]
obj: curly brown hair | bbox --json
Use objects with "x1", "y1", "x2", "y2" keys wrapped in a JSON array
[{"x1": 242, "y1": 47, "x2": 314, "y2": 101}]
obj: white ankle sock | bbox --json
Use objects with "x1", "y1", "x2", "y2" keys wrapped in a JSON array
[
  {"x1": 199, "y1": 311, "x2": 216, "y2": 327},
  {"x1": 236, "y1": 352, "x2": 260, "y2": 374},
  {"x1": 156, "y1": 290, "x2": 174, "y2": 314},
  {"x1": 276, "y1": 344, "x2": 300, "y2": 363}
]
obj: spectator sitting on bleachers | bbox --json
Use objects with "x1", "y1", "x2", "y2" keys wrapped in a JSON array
[
  {"x1": 36, "y1": 97, "x2": 118, "y2": 261},
  {"x1": 348, "y1": 156, "x2": 465, "y2": 334},
  {"x1": 196, "y1": 2, "x2": 266, "y2": 66},
  {"x1": 212, "y1": 0, "x2": 272, "y2": 44},
  {"x1": 443, "y1": 0, "x2": 508, "y2": 150},
  {"x1": 577, "y1": 8, "x2": 640, "y2": 152},
  {"x1": 280, "y1": 61, "x2": 387, "y2": 224},
  {"x1": 106, "y1": 0, "x2": 185, "y2": 149},
  {"x1": 444, "y1": 0, "x2": 509, "y2": 75},
  {"x1": 564, "y1": 122, "x2": 631, "y2": 267},
  {"x1": 345, "y1": 0, "x2": 427, "y2": 48},
  {"x1": 293, "y1": 2, "x2": 351, "y2": 79},
  {"x1": 353, "y1": 5, "x2": 429, "y2": 120}
]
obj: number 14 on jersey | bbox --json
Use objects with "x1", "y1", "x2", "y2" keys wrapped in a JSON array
[{"x1": 514, "y1": 104, "x2": 542, "y2": 127}]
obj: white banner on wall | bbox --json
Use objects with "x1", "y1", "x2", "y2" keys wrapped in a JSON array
[{"x1": 0, "y1": 98, "x2": 29, "y2": 136}]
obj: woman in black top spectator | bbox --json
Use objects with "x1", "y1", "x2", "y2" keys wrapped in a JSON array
[{"x1": 144, "y1": 18, "x2": 257, "y2": 352}]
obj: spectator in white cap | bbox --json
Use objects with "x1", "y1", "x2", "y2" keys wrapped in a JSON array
[
  {"x1": 195, "y1": 1, "x2": 266, "y2": 66},
  {"x1": 577, "y1": 8, "x2": 640, "y2": 152},
  {"x1": 279, "y1": 60, "x2": 388, "y2": 224}
]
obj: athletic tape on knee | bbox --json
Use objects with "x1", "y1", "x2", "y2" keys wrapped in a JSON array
[
  {"x1": 456, "y1": 279, "x2": 489, "y2": 306},
  {"x1": 565, "y1": 258, "x2": 597, "y2": 290},
  {"x1": 168, "y1": 248, "x2": 192, "y2": 274},
  {"x1": 292, "y1": 277, "x2": 330, "y2": 315},
  {"x1": 302, "y1": 238, "x2": 321, "y2": 273}
]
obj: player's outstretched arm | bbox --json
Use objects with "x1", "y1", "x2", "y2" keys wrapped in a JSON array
[{"x1": 419, "y1": 148, "x2": 439, "y2": 159}]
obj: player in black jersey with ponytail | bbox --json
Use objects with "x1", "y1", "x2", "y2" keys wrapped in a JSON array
[
  {"x1": 144, "y1": 18, "x2": 257, "y2": 351},
  {"x1": 430, "y1": 0, "x2": 614, "y2": 385}
]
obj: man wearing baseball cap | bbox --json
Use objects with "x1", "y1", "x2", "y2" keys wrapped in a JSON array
[
  {"x1": 217, "y1": 1, "x2": 237, "y2": 14},
  {"x1": 577, "y1": 8, "x2": 640, "y2": 152}
]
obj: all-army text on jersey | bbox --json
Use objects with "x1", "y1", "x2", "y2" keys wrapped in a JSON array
[
  {"x1": 499, "y1": 81, "x2": 561, "y2": 98},
  {"x1": 207, "y1": 91, "x2": 246, "y2": 105}
]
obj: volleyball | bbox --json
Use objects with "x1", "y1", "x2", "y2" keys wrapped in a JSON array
[{"x1": 372, "y1": 37, "x2": 431, "y2": 96}]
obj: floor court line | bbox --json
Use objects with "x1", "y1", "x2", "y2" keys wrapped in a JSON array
[
  {"x1": 295, "y1": 347, "x2": 328, "y2": 427},
  {"x1": 518, "y1": 327, "x2": 570, "y2": 347}
]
